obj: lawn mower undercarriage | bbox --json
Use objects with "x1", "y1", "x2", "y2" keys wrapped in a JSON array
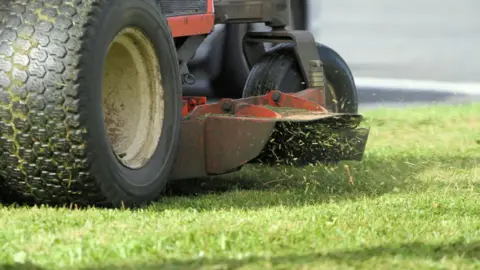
[
  {"x1": 173, "y1": 0, "x2": 369, "y2": 179},
  {"x1": 174, "y1": 89, "x2": 369, "y2": 180},
  {"x1": 0, "y1": 0, "x2": 369, "y2": 207}
]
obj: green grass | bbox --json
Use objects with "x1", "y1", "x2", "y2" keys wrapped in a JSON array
[{"x1": 1, "y1": 103, "x2": 480, "y2": 270}]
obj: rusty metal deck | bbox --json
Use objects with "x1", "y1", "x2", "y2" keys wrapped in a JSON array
[{"x1": 171, "y1": 88, "x2": 369, "y2": 180}]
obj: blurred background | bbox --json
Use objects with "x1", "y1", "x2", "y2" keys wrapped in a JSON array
[{"x1": 308, "y1": 0, "x2": 480, "y2": 109}]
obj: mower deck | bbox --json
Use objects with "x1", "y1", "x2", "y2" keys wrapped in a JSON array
[{"x1": 172, "y1": 88, "x2": 370, "y2": 180}]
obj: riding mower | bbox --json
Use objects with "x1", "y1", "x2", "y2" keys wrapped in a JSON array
[{"x1": 0, "y1": 0, "x2": 369, "y2": 207}]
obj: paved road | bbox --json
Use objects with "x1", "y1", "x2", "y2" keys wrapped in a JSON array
[
  {"x1": 309, "y1": 0, "x2": 480, "y2": 83},
  {"x1": 307, "y1": 0, "x2": 480, "y2": 109}
]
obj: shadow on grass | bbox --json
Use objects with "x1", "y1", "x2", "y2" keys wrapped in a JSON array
[
  {"x1": 161, "y1": 152, "x2": 478, "y2": 211},
  {"x1": 2, "y1": 240, "x2": 478, "y2": 269},
  {"x1": 0, "y1": 264, "x2": 45, "y2": 270},
  {"x1": 105, "y1": 240, "x2": 480, "y2": 269},
  {"x1": 1, "y1": 152, "x2": 476, "y2": 210}
]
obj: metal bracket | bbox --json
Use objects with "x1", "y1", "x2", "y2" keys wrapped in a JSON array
[
  {"x1": 177, "y1": 35, "x2": 208, "y2": 85},
  {"x1": 242, "y1": 29, "x2": 326, "y2": 100}
]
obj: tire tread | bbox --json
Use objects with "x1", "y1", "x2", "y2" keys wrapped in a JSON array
[{"x1": 0, "y1": 0, "x2": 112, "y2": 205}]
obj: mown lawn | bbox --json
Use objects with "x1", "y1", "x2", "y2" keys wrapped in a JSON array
[{"x1": 1, "y1": 103, "x2": 479, "y2": 270}]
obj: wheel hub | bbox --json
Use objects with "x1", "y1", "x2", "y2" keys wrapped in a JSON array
[{"x1": 102, "y1": 27, "x2": 164, "y2": 169}]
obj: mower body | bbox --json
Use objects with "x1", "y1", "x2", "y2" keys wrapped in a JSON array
[
  {"x1": 159, "y1": 0, "x2": 369, "y2": 179},
  {"x1": 0, "y1": 0, "x2": 369, "y2": 207}
]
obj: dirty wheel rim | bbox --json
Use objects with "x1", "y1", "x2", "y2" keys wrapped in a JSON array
[
  {"x1": 327, "y1": 81, "x2": 340, "y2": 113},
  {"x1": 102, "y1": 27, "x2": 164, "y2": 169}
]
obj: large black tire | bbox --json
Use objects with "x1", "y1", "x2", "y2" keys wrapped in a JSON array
[
  {"x1": 242, "y1": 43, "x2": 358, "y2": 113},
  {"x1": 0, "y1": 0, "x2": 182, "y2": 207}
]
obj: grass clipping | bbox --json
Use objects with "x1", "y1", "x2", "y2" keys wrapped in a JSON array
[{"x1": 253, "y1": 120, "x2": 369, "y2": 166}]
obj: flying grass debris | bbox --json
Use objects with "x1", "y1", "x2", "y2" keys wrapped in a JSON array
[{"x1": 254, "y1": 120, "x2": 368, "y2": 167}]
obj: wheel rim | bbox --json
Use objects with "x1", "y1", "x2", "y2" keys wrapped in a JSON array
[
  {"x1": 102, "y1": 27, "x2": 164, "y2": 169},
  {"x1": 327, "y1": 81, "x2": 340, "y2": 113}
]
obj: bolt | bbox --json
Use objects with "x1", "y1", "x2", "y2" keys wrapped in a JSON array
[
  {"x1": 182, "y1": 73, "x2": 195, "y2": 85},
  {"x1": 271, "y1": 91, "x2": 282, "y2": 102},
  {"x1": 222, "y1": 101, "x2": 233, "y2": 112}
]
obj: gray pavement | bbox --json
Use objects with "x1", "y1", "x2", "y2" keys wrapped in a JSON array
[
  {"x1": 310, "y1": 0, "x2": 480, "y2": 83},
  {"x1": 308, "y1": 0, "x2": 480, "y2": 108}
]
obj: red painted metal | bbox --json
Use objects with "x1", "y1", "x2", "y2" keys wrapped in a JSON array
[
  {"x1": 167, "y1": 14, "x2": 215, "y2": 37},
  {"x1": 172, "y1": 88, "x2": 369, "y2": 180},
  {"x1": 182, "y1": 96, "x2": 207, "y2": 117},
  {"x1": 184, "y1": 89, "x2": 328, "y2": 119},
  {"x1": 207, "y1": 0, "x2": 214, "y2": 13},
  {"x1": 172, "y1": 88, "x2": 367, "y2": 180}
]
